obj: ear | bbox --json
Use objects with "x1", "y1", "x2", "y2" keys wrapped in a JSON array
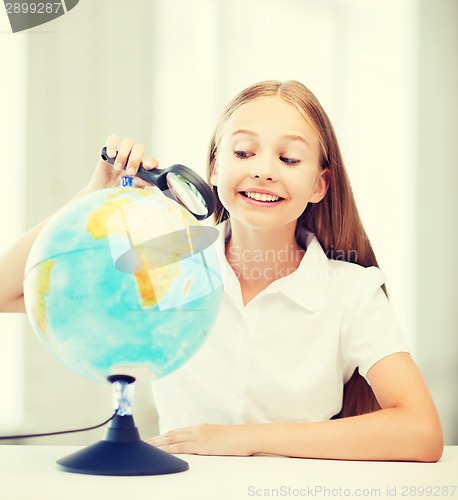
[
  {"x1": 210, "y1": 161, "x2": 218, "y2": 186},
  {"x1": 309, "y1": 168, "x2": 330, "y2": 203}
]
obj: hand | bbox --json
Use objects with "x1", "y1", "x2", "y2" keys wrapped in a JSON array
[
  {"x1": 85, "y1": 135, "x2": 159, "y2": 193},
  {"x1": 147, "y1": 423, "x2": 254, "y2": 457}
]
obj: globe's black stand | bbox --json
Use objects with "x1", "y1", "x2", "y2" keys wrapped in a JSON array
[{"x1": 56, "y1": 376, "x2": 189, "y2": 476}]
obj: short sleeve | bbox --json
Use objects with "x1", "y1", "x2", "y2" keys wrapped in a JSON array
[{"x1": 340, "y1": 266, "x2": 410, "y2": 383}]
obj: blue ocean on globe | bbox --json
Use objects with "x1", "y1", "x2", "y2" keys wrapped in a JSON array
[{"x1": 23, "y1": 187, "x2": 223, "y2": 383}]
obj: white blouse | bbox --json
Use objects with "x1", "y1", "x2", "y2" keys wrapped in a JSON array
[{"x1": 151, "y1": 222, "x2": 409, "y2": 433}]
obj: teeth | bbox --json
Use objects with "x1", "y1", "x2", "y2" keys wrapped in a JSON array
[{"x1": 245, "y1": 192, "x2": 280, "y2": 202}]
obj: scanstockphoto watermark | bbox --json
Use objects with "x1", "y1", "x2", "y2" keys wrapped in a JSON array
[
  {"x1": 247, "y1": 484, "x2": 458, "y2": 497},
  {"x1": 247, "y1": 484, "x2": 383, "y2": 497},
  {"x1": 3, "y1": 0, "x2": 79, "y2": 33}
]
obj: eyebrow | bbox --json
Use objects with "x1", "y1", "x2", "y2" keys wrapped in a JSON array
[{"x1": 231, "y1": 129, "x2": 310, "y2": 147}]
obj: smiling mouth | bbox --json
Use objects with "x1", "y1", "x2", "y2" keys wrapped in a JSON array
[{"x1": 241, "y1": 191, "x2": 284, "y2": 203}]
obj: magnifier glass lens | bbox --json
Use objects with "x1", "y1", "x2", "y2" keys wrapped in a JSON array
[{"x1": 166, "y1": 172, "x2": 208, "y2": 217}]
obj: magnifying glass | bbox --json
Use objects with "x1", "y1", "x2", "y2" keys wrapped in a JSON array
[{"x1": 101, "y1": 147, "x2": 215, "y2": 220}]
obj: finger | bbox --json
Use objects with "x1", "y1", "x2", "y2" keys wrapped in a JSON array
[
  {"x1": 115, "y1": 138, "x2": 134, "y2": 171},
  {"x1": 149, "y1": 429, "x2": 192, "y2": 447},
  {"x1": 154, "y1": 443, "x2": 191, "y2": 455},
  {"x1": 125, "y1": 143, "x2": 145, "y2": 176},
  {"x1": 149, "y1": 433, "x2": 173, "y2": 447},
  {"x1": 105, "y1": 134, "x2": 118, "y2": 159},
  {"x1": 143, "y1": 157, "x2": 159, "y2": 170}
]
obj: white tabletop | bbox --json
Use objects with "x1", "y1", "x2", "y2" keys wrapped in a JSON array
[{"x1": 0, "y1": 445, "x2": 457, "y2": 500}]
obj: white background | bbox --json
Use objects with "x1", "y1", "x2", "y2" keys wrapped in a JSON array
[{"x1": 0, "y1": 0, "x2": 456, "y2": 444}]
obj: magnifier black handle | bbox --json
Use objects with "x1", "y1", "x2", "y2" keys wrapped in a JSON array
[
  {"x1": 100, "y1": 146, "x2": 166, "y2": 187},
  {"x1": 100, "y1": 147, "x2": 216, "y2": 220}
]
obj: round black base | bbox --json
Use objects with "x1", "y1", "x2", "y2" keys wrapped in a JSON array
[
  {"x1": 56, "y1": 439, "x2": 189, "y2": 476},
  {"x1": 56, "y1": 414, "x2": 189, "y2": 476}
]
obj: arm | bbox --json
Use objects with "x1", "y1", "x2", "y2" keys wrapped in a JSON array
[
  {"x1": 0, "y1": 135, "x2": 158, "y2": 313},
  {"x1": 149, "y1": 353, "x2": 444, "y2": 462}
]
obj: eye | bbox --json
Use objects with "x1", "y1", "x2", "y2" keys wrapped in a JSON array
[
  {"x1": 279, "y1": 156, "x2": 300, "y2": 165},
  {"x1": 234, "y1": 150, "x2": 254, "y2": 159}
]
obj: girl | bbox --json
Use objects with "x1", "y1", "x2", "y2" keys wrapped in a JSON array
[{"x1": 0, "y1": 80, "x2": 443, "y2": 462}]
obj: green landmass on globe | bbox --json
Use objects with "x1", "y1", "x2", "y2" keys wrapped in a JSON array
[{"x1": 24, "y1": 187, "x2": 223, "y2": 383}]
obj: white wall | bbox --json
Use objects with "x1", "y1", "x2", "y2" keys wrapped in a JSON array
[
  {"x1": 150, "y1": 0, "x2": 220, "y2": 176},
  {"x1": 0, "y1": 0, "x2": 456, "y2": 445},
  {"x1": 415, "y1": 0, "x2": 458, "y2": 445},
  {"x1": 0, "y1": 14, "x2": 27, "y2": 432}
]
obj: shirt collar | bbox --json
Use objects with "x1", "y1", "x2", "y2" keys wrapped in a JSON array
[
  {"x1": 271, "y1": 229, "x2": 330, "y2": 312},
  {"x1": 215, "y1": 220, "x2": 330, "y2": 312}
]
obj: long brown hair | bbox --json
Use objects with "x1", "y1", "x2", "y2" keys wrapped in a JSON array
[{"x1": 207, "y1": 80, "x2": 383, "y2": 418}]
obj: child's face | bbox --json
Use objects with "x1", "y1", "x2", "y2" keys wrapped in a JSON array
[{"x1": 212, "y1": 96, "x2": 328, "y2": 232}]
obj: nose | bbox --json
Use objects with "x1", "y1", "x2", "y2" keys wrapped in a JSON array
[{"x1": 250, "y1": 155, "x2": 277, "y2": 181}]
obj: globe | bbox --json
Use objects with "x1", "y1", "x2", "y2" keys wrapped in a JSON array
[{"x1": 23, "y1": 186, "x2": 223, "y2": 384}]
